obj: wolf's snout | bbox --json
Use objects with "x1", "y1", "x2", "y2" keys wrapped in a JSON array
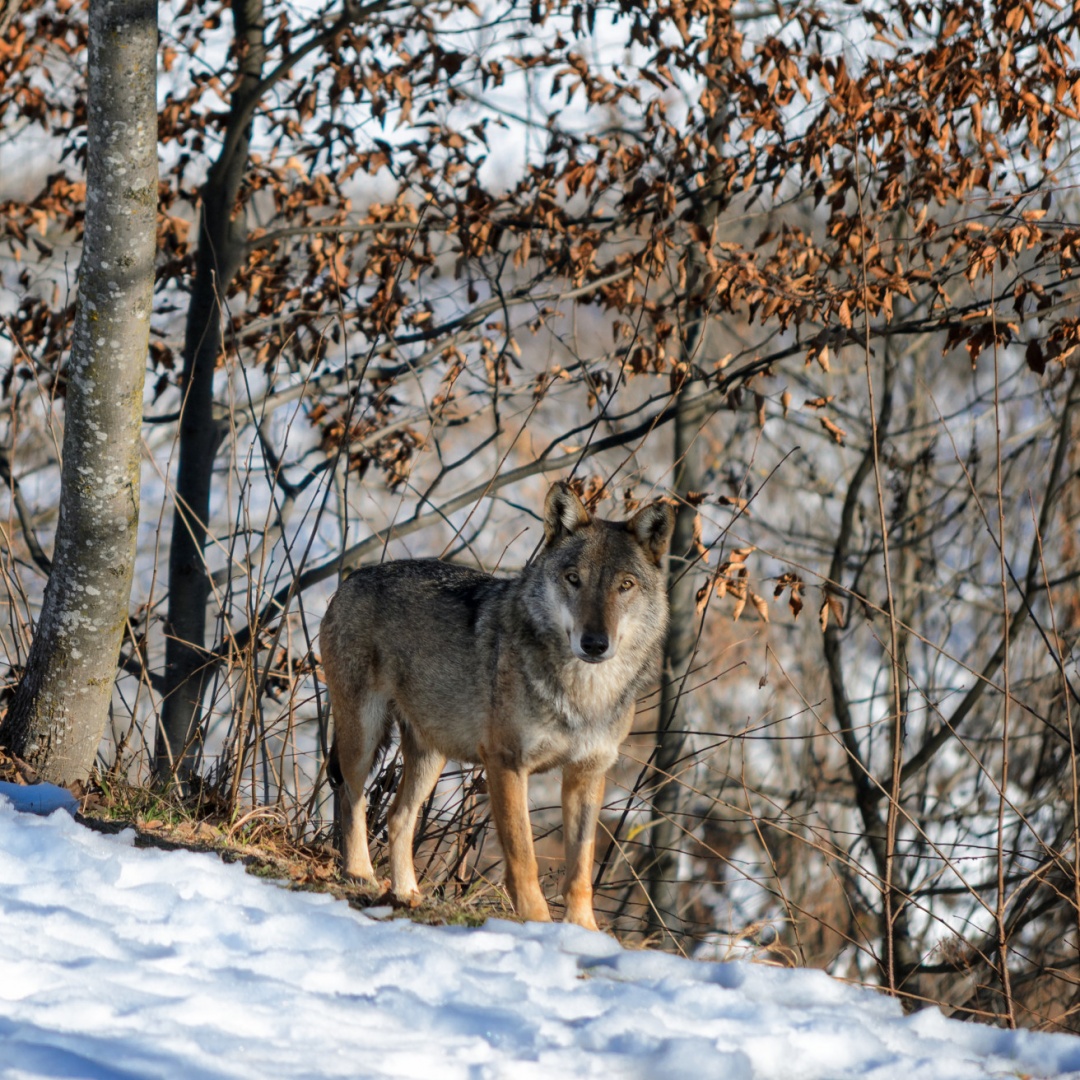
[{"x1": 579, "y1": 631, "x2": 610, "y2": 659}]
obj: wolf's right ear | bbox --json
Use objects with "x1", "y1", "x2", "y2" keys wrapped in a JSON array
[
  {"x1": 544, "y1": 482, "x2": 591, "y2": 544},
  {"x1": 628, "y1": 501, "x2": 676, "y2": 565}
]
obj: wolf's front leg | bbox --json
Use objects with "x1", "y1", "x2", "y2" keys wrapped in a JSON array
[
  {"x1": 560, "y1": 764, "x2": 605, "y2": 930},
  {"x1": 485, "y1": 760, "x2": 552, "y2": 922}
]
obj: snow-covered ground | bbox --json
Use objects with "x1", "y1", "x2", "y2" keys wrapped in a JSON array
[{"x1": 3, "y1": 791, "x2": 1080, "y2": 1080}]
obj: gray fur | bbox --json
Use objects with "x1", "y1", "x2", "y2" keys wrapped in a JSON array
[{"x1": 321, "y1": 482, "x2": 674, "y2": 927}]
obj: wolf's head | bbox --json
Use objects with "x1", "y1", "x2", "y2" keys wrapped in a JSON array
[{"x1": 537, "y1": 482, "x2": 675, "y2": 664}]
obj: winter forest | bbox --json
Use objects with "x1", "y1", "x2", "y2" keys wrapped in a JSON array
[{"x1": 1, "y1": 0, "x2": 1080, "y2": 1034}]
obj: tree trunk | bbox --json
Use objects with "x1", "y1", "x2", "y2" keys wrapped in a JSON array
[
  {"x1": 644, "y1": 43, "x2": 729, "y2": 944},
  {"x1": 645, "y1": 387, "x2": 707, "y2": 944},
  {"x1": 1, "y1": 0, "x2": 157, "y2": 783},
  {"x1": 157, "y1": 0, "x2": 265, "y2": 780}
]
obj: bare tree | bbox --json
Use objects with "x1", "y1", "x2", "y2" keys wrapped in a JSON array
[
  {"x1": 0, "y1": 0, "x2": 156, "y2": 781},
  {"x1": 158, "y1": 0, "x2": 269, "y2": 779}
]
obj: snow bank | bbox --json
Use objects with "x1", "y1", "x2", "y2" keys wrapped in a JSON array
[
  {"x1": 0, "y1": 780, "x2": 78, "y2": 816},
  {"x1": 1, "y1": 795, "x2": 1079, "y2": 1079}
]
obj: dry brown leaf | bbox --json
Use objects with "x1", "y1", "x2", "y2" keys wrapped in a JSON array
[
  {"x1": 821, "y1": 417, "x2": 847, "y2": 445},
  {"x1": 789, "y1": 590, "x2": 803, "y2": 619},
  {"x1": 692, "y1": 513, "x2": 709, "y2": 563},
  {"x1": 750, "y1": 591, "x2": 769, "y2": 622},
  {"x1": 695, "y1": 581, "x2": 711, "y2": 615},
  {"x1": 719, "y1": 494, "x2": 751, "y2": 515},
  {"x1": 827, "y1": 594, "x2": 845, "y2": 628}
]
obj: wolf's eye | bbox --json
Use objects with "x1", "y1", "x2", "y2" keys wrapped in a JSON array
[
  {"x1": 566, "y1": 570, "x2": 581, "y2": 587},
  {"x1": 619, "y1": 577, "x2": 636, "y2": 592}
]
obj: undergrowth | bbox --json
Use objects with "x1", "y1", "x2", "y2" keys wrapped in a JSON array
[{"x1": 0, "y1": 750, "x2": 510, "y2": 929}]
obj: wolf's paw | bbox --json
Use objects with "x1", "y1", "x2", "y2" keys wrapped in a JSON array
[
  {"x1": 565, "y1": 908, "x2": 601, "y2": 932},
  {"x1": 563, "y1": 884, "x2": 600, "y2": 931},
  {"x1": 391, "y1": 886, "x2": 424, "y2": 909},
  {"x1": 516, "y1": 897, "x2": 554, "y2": 923},
  {"x1": 342, "y1": 864, "x2": 377, "y2": 887}
]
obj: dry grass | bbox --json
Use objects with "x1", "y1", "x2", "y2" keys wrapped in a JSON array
[{"x1": 1, "y1": 749, "x2": 512, "y2": 929}]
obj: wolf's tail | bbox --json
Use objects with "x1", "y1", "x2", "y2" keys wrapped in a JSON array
[{"x1": 327, "y1": 737, "x2": 343, "y2": 789}]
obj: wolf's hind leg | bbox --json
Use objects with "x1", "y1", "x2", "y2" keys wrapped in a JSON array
[
  {"x1": 334, "y1": 693, "x2": 390, "y2": 883},
  {"x1": 387, "y1": 725, "x2": 445, "y2": 906}
]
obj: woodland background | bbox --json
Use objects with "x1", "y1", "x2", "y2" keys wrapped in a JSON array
[{"x1": 2, "y1": 0, "x2": 1080, "y2": 1032}]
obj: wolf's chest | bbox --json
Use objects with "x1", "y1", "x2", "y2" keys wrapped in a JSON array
[
  {"x1": 549, "y1": 655, "x2": 636, "y2": 719},
  {"x1": 511, "y1": 656, "x2": 637, "y2": 770}
]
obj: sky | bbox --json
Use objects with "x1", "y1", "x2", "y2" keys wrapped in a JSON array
[{"x1": 3, "y1": 788, "x2": 1080, "y2": 1080}]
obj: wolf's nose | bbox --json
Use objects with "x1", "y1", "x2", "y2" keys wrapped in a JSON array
[{"x1": 580, "y1": 632, "x2": 609, "y2": 658}]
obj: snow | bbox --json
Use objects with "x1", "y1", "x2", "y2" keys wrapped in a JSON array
[
  {"x1": 0, "y1": 781, "x2": 78, "y2": 816},
  {"x1": 2, "y1": 795, "x2": 1080, "y2": 1080}
]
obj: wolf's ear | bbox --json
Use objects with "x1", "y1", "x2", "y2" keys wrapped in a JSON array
[
  {"x1": 628, "y1": 501, "x2": 676, "y2": 565},
  {"x1": 544, "y1": 482, "x2": 591, "y2": 544}
]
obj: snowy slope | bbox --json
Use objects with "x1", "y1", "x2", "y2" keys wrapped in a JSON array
[{"x1": 2, "y1": 794, "x2": 1080, "y2": 1080}]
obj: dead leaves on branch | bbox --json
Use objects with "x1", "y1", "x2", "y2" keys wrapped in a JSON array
[
  {"x1": 774, "y1": 572, "x2": 804, "y2": 621},
  {"x1": 3, "y1": 0, "x2": 1080, "y2": 438},
  {"x1": 696, "y1": 558, "x2": 843, "y2": 638},
  {"x1": 696, "y1": 547, "x2": 769, "y2": 624}
]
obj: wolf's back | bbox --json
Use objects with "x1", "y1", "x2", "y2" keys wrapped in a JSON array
[
  {"x1": 322, "y1": 559, "x2": 511, "y2": 760},
  {"x1": 329, "y1": 558, "x2": 508, "y2": 638}
]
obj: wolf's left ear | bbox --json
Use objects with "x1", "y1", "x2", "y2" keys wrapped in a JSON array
[
  {"x1": 628, "y1": 501, "x2": 676, "y2": 565},
  {"x1": 544, "y1": 482, "x2": 591, "y2": 544}
]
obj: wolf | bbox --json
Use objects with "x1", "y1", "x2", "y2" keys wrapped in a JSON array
[{"x1": 320, "y1": 481, "x2": 674, "y2": 929}]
